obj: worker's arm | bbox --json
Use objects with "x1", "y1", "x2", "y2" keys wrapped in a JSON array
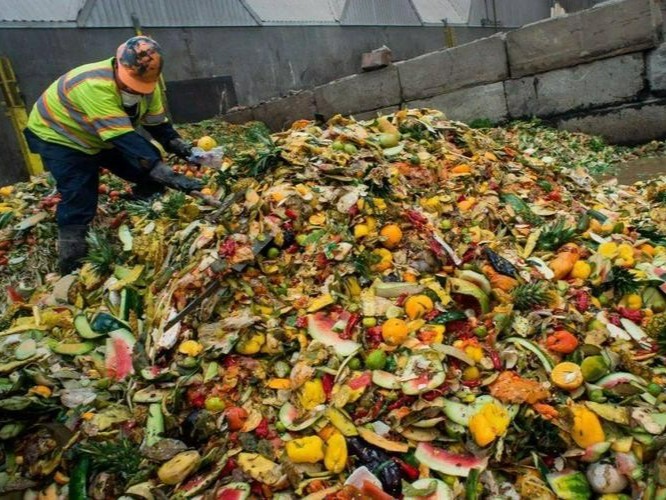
[
  {"x1": 109, "y1": 132, "x2": 201, "y2": 192},
  {"x1": 141, "y1": 87, "x2": 195, "y2": 162},
  {"x1": 72, "y1": 86, "x2": 201, "y2": 192}
]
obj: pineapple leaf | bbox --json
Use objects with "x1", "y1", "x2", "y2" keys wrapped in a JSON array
[
  {"x1": 512, "y1": 281, "x2": 553, "y2": 311},
  {"x1": 536, "y1": 218, "x2": 576, "y2": 251},
  {"x1": 83, "y1": 230, "x2": 116, "y2": 276},
  {"x1": 604, "y1": 266, "x2": 640, "y2": 296}
]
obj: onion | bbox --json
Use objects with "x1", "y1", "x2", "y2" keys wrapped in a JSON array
[{"x1": 586, "y1": 463, "x2": 628, "y2": 493}]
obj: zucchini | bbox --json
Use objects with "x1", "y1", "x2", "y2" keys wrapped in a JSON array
[
  {"x1": 505, "y1": 337, "x2": 554, "y2": 372},
  {"x1": 91, "y1": 312, "x2": 130, "y2": 334},
  {"x1": 74, "y1": 314, "x2": 105, "y2": 339},
  {"x1": 587, "y1": 209, "x2": 608, "y2": 222},
  {"x1": 430, "y1": 310, "x2": 468, "y2": 325},
  {"x1": 69, "y1": 455, "x2": 90, "y2": 500},
  {"x1": 144, "y1": 403, "x2": 164, "y2": 447},
  {"x1": 465, "y1": 468, "x2": 481, "y2": 500}
]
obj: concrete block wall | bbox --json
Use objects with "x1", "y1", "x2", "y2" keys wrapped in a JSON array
[{"x1": 225, "y1": 0, "x2": 666, "y2": 145}]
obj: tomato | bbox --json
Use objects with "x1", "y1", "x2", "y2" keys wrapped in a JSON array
[
  {"x1": 225, "y1": 406, "x2": 248, "y2": 431},
  {"x1": 98, "y1": 184, "x2": 109, "y2": 194},
  {"x1": 360, "y1": 481, "x2": 393, "y2": 500}
]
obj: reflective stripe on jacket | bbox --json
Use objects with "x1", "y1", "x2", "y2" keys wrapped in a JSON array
[{"x1": 27, "y1": 58, "x2": 168, "y2": 154}]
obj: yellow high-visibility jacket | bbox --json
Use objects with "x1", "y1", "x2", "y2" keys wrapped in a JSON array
[{"x1": 27, "y1": 58, "x2": 168, "y2": 154}]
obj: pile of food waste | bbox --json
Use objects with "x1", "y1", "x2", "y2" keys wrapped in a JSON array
[{"x1": 0, "y1": 108, "x2": 665, "y2": 499}]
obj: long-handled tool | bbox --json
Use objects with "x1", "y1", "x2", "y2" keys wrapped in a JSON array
[{"x1": 163, "y1": 233, "x2": 273, "y2": 331}]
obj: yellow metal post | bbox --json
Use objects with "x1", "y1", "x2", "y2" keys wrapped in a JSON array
[{"x1": 0, "y1": 56, "x2": 44, "y2": 176}]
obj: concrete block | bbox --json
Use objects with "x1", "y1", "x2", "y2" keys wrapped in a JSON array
[
  {"x1": 362, "y1": 47, "x2": 392, "y2": 71},
  {"x1": 396, "y1": 34, "x2": 508, "y2": 101},
  {"x1": 314, "y1": 66, "x2": 401, "y2": 119},
  {"x1": 408, "y1": 82, "x2": 508, "y2": 124},
  {"x1": 507, "y1": 53, "x2": 645, "y2": 118},
  {"x1": 557, "y1": 98, "x2": 666, "y2": 144},
  {"x1": 648, "y1": 42, "x2": 666, "y2": 93},
  {"x1": 221, "y1": 106, "x2": 255, "y2": 125},
  {"x1": 252, "y1": 91, "x2": 316, "y2": 131},
  {"x1": 507, "y1": 0, "x2": 662, "y2": 77}
]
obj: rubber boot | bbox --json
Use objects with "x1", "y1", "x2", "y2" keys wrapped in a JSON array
[{"x1": 58, "y1": 225, "x2": 89, "y2": 275}]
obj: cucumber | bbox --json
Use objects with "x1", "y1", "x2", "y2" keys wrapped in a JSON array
[
  {"x1": 74, "y1": 314, "x2": 105, "y2": 339},
  {"x1": 53, "y1": 342, "x2": 95, "y2": 356},
  {"x1": 69, "y1": 455, "x2": 90, "y2": 500},
  {"x1": 505, "y1": 337, "x2": 554, "y2": 372}
]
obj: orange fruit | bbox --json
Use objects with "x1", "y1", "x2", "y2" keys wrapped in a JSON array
[
  {"x1": 379, "y1": 224, "x2": 403, "y2": 249},
  {"x1": 382, "y1": 318, "x2": 409, "y2": 345},
  {"x1": 404, "y1": 295, "x2": 434, "y2": 320},
  {"x1": 550, "y1": 362, "x2": 584, "y2": 391}
]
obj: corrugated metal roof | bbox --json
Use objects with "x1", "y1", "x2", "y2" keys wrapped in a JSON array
[
  {"x1": 340, "y1": 0, "x2": 422, "y2": 25},
  {"x1": 411, "y1": 0, "x2": 471, "y2": 24},
  {"x1": 468, "y1": 0, "x2": 551, "y2": 27},
  {"x1": 79, "y1": 0, "x2": 259, "y2": 27},
  {"x1": 244, "y1": 0, "x2": 339, "y2": 24},
  {"x1": 0, "y1": 0, "x2": 85, "y2": 23}
]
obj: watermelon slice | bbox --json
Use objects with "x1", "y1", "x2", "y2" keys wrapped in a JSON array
[
  {"x1": 401, "y1": 353, "x2": 445, "y2": 395},
  {"x1": 414, "y1": 443, "x2": 488, "y2": 477},
  {"x1": 105, "y1": 329, "x2": 136, "y2": 381},
  {"x1": 308, "y1": 312, "x2": 360, "y2": 356},
  {"x1": 215, "y1": 482, "x2": 251, "y2": 500}
]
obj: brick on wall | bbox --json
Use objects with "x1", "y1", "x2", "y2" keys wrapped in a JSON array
[
  {"x1": 506, "y1": 53, "x2": 645, "y2": 118},
  {"x1": 396, "y1": 34, "x2": 508, "y2": 101},
  {"x1": 507, "y1": 0, "x2": 662, "y2": 78}
]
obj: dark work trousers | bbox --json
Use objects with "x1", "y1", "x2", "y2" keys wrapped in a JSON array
[{"x1": 24, "y1": 129, "x2": 161, "y2": 227}]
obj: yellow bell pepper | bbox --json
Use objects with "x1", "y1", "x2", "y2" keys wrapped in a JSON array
[
  {"x1": 464, "y1": 345, "x2": 484, "y2": 362},
  {"x1": 570, "y1": 261, "x2": 592, "y2": 280},
  {"x1": 598, "y1": 242, "x2": 618, "y2": 259},
  {"x1": 469, "y1": 403, "x2": 510, "y2": 447},
  {"x1": 299, "y1": 379, "x2": 326, "y2": 410},
  {"x1": 178, "y1": 340, "x2": 204, "y2": 357},
  {"x1": 570, "y1": 404, "x2": 605, "y2": 448},
  {"x1": 285, "y1": 436, "x2": 325, "y2": 463},
  {"x1": 235, "y1": 332, "x2": 266, "y2": 355},
  {"x1": 617, "y1": 243, "x2": 634, "y2": 260},
  {"x1": 324, "y1": 432, "x2": 348, "y2": 473},
  {"x1": 624, "y1": 294, "x2": 642, "y2": 310}
]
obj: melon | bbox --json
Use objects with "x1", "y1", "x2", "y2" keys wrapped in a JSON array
[
  {"x1": 279, "y1": 402, "x2": 322, "y2": 431},
  {"x1": 401, "y1": 354, "x2": 445, "y2": 395},
  {"x1": 105, "y1": 329, "x2": 136, "y2": 381},
  {"x1": 215, "y1": 482, "x2": 250, "y2": 500},
  {"x1": 372, "y1": 370, "x2": 401, "y2": 389},
  {"x1": 414, "y1": 443, "x2": 488, "y2": 477},
  {"x1": 403, "y1": 478, "x2": 453, "y2": 500},
  {"x1": 308, "y1": 312, "x2": 360, "y2": 357}
]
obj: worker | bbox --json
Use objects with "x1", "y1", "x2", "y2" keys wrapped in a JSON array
[{"x1": 23, "y1": 36, "x2": 202, "y2": 275}]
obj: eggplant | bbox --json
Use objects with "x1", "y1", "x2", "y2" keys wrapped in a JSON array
[
  {"x1": 484, "y1": 247, "x2": 518, "y2": 277},
  {"x1": 347, "y1": 437, "x2": 403, "y2": 496}
]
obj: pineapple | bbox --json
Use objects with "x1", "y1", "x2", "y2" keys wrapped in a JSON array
[
  {"x1": 646, "y1": 312, "x2": 666, "y2": 339},
  {"x1": 611, "y1": 343, "x2": 653, "y2": 380},
  {"x1": 84, "y1": 230, "x2": 116, "y2": 277},
  {"x1": 536, "y1": 218, "x2": 576, "y2": 251},
  {"x1": 606, "y1": 266, "x2": 640, "y2": 296},
  {"x1": 512, "y1": 281, "x2": 553, "y2": 311}
]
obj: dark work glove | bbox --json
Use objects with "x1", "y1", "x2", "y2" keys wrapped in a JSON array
[
  {"x1": 148, "y1": 162, "x2": 204, "y2": 193},
  {"x1": 167, "y1": 138, "x2": 195, "y2": 162}
]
